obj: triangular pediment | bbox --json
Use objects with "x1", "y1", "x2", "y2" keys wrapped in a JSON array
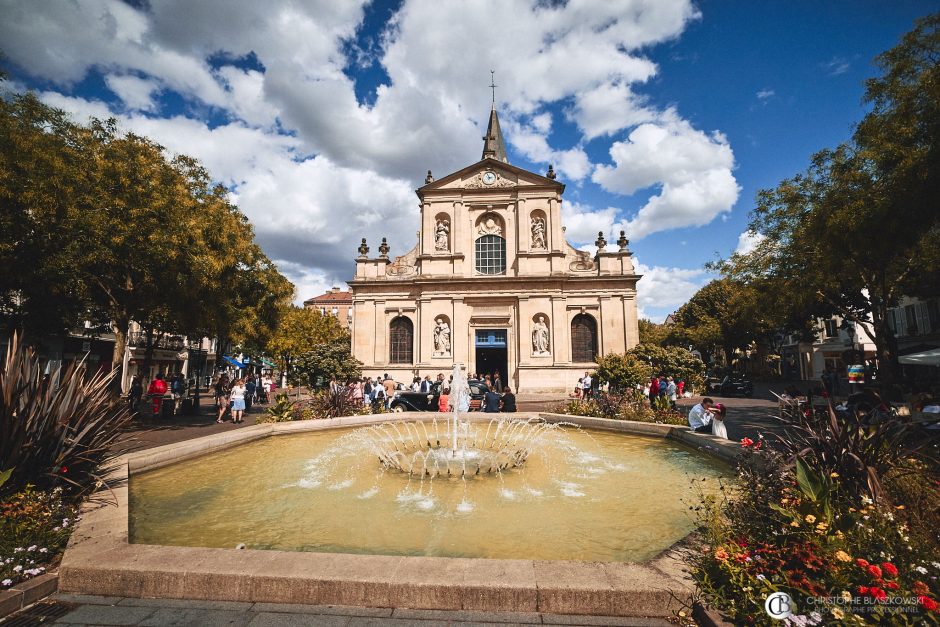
[{"x1": 417, "y1": 158, "x2": 564, "y2": 195}]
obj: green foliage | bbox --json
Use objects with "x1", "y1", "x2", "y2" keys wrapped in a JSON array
[
  {"x1": 627, "y1": 343, "x2": 705, "y2": 390},
  {"x1": 0, "y1": 334, "x2": 131, "y2": 498},
  {"x1": 264, "y1": 393, "x2": 295, "y2": 423},
  {"x1": 594, "y1": 353, "x2": 652, "y2": 392},
  {"x1": 0, "y1": 468, "x2": 11, "y2": 490},
  {"x1": 292, "y1": 343, "x2": 363, "y2": 389},
  {"x1": 0, "y1": 86, "x2": 293, "y2": 367},
  {"x1": 637, "y1": 319, "x2": 672, "y2": 347},
  {"x1": 558, "y1": 392, "x2": 686, "y2": 426},
  {"x1": 308, "y1": 387, "x2": 366, "y2": 419},
  {"x1": 715, "y1": 14, "x2": 940, "y2": 389},
  {"x1": 267, "y1": 306, "x2": 348, "y2": 381},
  {"x1": 1, "y1": 485, "x2": 78, "y2": 588}
]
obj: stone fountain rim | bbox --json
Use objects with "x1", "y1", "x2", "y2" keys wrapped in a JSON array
[{"x1": 59, "y1": 411, "x2": 740, "y2": 617}]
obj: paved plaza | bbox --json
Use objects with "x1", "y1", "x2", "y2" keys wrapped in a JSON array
[{"x1": 4, "y1": 594, "x2": 672, "y2": 626}]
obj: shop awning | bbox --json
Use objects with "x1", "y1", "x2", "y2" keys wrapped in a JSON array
[
  {"x1": 222, "y1": 355, "x2": 245, "y2": 369},
  {"x1": 898, "y1": 347, "x2": 940, "y2": 366},
  {"x1": 259, "y1": 357, "x2": 276, "y2": 368}
]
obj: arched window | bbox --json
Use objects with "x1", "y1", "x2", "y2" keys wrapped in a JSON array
[
  {"x1": 475, "y1": 235, "x2": 506, "y2": 274},
  {"x1": 571, "y1": 314, "x2": 598, "y2": 363},
  {"x1": 389, "y1": 317, "x2": 414, "y2": 364}
]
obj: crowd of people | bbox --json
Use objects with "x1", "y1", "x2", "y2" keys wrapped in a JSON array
[{"x1": 212, "y1": 373, "x2": 276, "y2": 423}]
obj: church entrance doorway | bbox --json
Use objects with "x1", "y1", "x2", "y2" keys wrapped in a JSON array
[{"x1": 474, "y1": 329, "x2": 507, "y2": 384}]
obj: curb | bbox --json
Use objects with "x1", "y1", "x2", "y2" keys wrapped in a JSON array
[{"x1": 0, "y1": 572, "x2": 58, "y2": 620}]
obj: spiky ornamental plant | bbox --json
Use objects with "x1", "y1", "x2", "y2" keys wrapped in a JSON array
[{"x1": 0, "y1": 334, "x2": 132, "y2": 498}]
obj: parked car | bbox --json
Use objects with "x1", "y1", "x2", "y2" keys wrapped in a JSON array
[
  {"x1": 707, "y1": 373, "x2": 754, "y2": 398},
  {"x1": 389, "y1": 379, "x2": 488, "y2": 412}
]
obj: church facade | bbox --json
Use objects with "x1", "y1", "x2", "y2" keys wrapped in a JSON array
[{"x1": 349, "y1": 106, "x2": 641, "y2": 394}]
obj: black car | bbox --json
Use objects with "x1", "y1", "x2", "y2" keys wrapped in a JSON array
[
  {"x1": 389, "y1": 379, "x2": 488, "y2": 412},
  {"x1": 707, "y1": 373, "x2": 754, "y2": 398}
]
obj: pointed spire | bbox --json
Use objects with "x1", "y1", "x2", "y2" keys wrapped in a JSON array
[{"x1": 482, "y1": 71, "x2": 509, "y2": 163}]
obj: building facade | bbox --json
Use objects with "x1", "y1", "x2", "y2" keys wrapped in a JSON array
[
  {"x1": 349, "y1": 106, "x2": 641, "y2": 393},
  {"x1": 303, "y1": 287, "x2": 353, "y2": 329}
]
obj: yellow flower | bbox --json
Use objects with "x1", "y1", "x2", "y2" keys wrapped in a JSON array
[
  {"x1": 790, "y1": 520, "x2": 800, "y2": 527},
  {"x1": 896, "y1": 505, "x2": 906, "y2": 510},
  {"x1": 841, "y1": 590, "x2": 852, "y2": 601},
  {"x1": 848, "y1": 507, "x2": 856, "y2": 512},
  {"x1": 830, "y1": 472, "x2": 839, "y2": 478},
  {"x1": 805, "y1": 514, "x2": 816, "y2": 523},
  {"x1": 835, "y1": 550, "x2": 852, "y2": 562},
  {"x1": 831, "y1": 607, "x2": 844, "y2": 619}
]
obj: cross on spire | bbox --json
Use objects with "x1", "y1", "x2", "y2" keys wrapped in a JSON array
[{"x1": 489, "y1": 70, "x2": 497, "y2": 108}]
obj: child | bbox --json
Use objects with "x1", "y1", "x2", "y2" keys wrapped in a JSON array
[{"x1": 438, "y1": 387, "x2": 450, "y2": 412}]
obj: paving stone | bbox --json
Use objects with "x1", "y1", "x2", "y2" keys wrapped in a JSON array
[
  {"x1": 137, "y1": 607, "x2": 253, "y2": 626},
  {"x1": 346, "y1": 620, "x2": 436, "y2": 627},
  {"x1": 252, "y1": 602, "x2": 393, "y2": 617},
  {"x1": 247, "y1": 612, "x2": 351, "y2": 626},
  {"x1": 540, "y1": 614, "x2": 672, "y2": 626},
  {"x1": 392, "y1": 608, "x2": 540, "y2": 623},
  {"x1": 118, "y1": 597, "x2": 254, "y2": 611},
  {"x1": 54, "y1": 604, "x2": 156, "y2": 625},
  {"x1": 52, "y1": 593, "x2": 124, "y2": 605}
]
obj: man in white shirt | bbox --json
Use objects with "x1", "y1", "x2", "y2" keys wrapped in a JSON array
[
  {"x1": 688, "y1": 397, "x2": 715, "y2": 433},
  {"x1": 582, "y1": 371, "x2": 593, "y2": 398}
]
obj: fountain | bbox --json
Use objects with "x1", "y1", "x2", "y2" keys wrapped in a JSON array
[{"x1": 361, "y1": 364, "x2": 553, "y2": 478}]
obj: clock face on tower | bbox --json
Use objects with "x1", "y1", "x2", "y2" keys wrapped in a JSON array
[{"x1": 482, "y1": 171, "x2": 497, "y2": 185}]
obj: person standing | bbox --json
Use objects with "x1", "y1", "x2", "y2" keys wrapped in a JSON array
[
  {"x1": 581, "y1": 371, "x2": 592, "y2": 399},
  {"x1": 677, "y1": 379, "x2": 685, "y2": 398},
  {"x1": 500, "y1": 387, "x2": 517, "y2": 413},
  {"x1": 482, "y1": 385, "x2": 500, "y2": 413},
  {"x1": 666, "y1": 377, "x2": 677, "y2": 409},
  {"x1": 129, "y1": 375, "x2": 143, "y2": 413},
  {"x1": 214, "y1": 375, "x2": 230, "y2": 423},
  {"x1": 245, "y1": 376, "x2": 256, "y2": 412},
  {"x1": 147, "y1": 373, "x2": 168, "y2": 418},
  {"x1": 229, "y1": 378, "x2": 246, "y2": 424},
  {"x1": 648, "y1": 376, "x2": 659, "y2": 404},
  {"x1": 438, "y1": 387, "x2": 450, "y2": 412},
  {"x1": 687, "y1": 397, "x2": 715, "y2": 434},
  {"x1": 493, "y1": 373, "x2": 504, "y2": 393}
]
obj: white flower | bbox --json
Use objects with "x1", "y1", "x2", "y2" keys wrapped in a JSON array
[
  {"x1": 13, "y1": 548, "x2": 23, "y2": 553},
  {"x1": 932, "y1": 562, "x2": 940, "y2": 569},
  {"x1": 38, "y1": 548, "x2": 48, "y2": 554},
  {"x1": 757, "y1": 574, "x2": 767, "y2": 581},
  {"x1": 26, "y1": 546, "x2": 36, "y2": 552},
  {"x1": 915, "y1": 566, "x2": 929, "y2": 574},
  {"x1": 1, "y1": 579, "x2": 11, "y2": 587},
  {"x1": 12, "y1": 565, "x2": 22, "y2": 572}
]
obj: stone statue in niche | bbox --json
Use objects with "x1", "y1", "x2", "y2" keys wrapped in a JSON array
[
  {"x1": 532, "y1": 315, "x2": 550, "y2": 355},
  {"x1": 477, "y1": 215, "x2": 502, "y2": 236},
  {"x1": 433, "y1": 317, "x2": 451, "y2": 356},
  {"x1": 434, "y1": 219, "x2": 450, "y2": 251},
  {"x1": 531, "y1": 216, "x2": 547, "y2": 250}
]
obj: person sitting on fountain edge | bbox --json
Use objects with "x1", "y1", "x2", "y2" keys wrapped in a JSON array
[
  {"x1": 482, "y1": 384, "x2": 501, "y2": 413},
  {"x1": 500, "y1": 387, "x2": 516, "y2": 413},
  {"x1": 687, "y1": 397, "x2": 715, "y2": 434}
]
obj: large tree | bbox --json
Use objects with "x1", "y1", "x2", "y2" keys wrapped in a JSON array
[
  {"x1": 721, "y1": 14, "x2": 940, "y2": 390},
  {"x1": 267, "y1": 306, "x2": 348, "y2": 382}
]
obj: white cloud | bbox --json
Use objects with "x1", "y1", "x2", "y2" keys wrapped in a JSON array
[
  {"x1": 592, "y1": 118, "x2": 741, "y2": 239},
  {"x1": 1, "y1": 0, "x2": 737, "y2": 301},
  {"x1": 756, "y1": 88, "x2": 774, "y2": 101},
  {"x1": 734, "y1": 230, "x2": 766, "y2": 255},
  {"x1": 634, "y1": 261, "x2": 710, "y2": 322}
]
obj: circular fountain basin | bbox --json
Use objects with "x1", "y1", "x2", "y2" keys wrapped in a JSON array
[{"x1": 129, "y1": 421, "x2": 725, "y2": 563}]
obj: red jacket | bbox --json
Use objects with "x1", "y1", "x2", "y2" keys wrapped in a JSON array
[
  {"x1": 147, "y1": 379, "x2": 168, "y2": 396},
  {"x1": 649, "y1": 379, "x2": 659, "y2": 395}
]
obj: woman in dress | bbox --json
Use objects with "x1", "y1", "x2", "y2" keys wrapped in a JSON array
[
  {"x1": 711, "y1": 402, "x2": 728, "y2": 439},
  {"x1": 229, "y1": 378, "x2": 247, "y2": 424},
  {"x1": 214, "y1": 374, "x2": 230, "y2": 423}
]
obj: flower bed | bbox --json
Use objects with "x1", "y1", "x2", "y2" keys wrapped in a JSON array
[
  {"x1": 686, "y1": 428, "x2": 940, "y2": 625},
  {"x1": 1, "y1": 486, "x2": 78, "y2": 589},
  {"x1": 557, "y1": 392, "x2": 687, "y2": 426}
]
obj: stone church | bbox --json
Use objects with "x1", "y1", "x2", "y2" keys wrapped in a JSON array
[{"x1": 349, "y1": 104, "x2": 641, "y2": 393}]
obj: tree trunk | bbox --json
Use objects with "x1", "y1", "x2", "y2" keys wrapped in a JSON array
[
  {"x1": 141, "y1": 325, "x2": 156, "y2": 379},
  {"x1": 111, "y1": 317, "x2": 129, "y2": 394},
  {"x1": 871, "y1": 303, "x2": 900, "y2": 399}
]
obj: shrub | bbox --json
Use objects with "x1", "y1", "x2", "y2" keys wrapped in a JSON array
[
  {"x1": 594, "y1": 353, "x2": 652, "y2": 392},
  {"x1": 627, "y1": 343, "x2": 705, "y2": 390},
  {"x1": 263, "y1": 393, "x2": 297, "y2": 422},
  {"x1": 558, "y1": 392, "x2": 686, "y2": 425},
  {"x1": 0, "y1": 334, "x2": 132, "y2": 498}
]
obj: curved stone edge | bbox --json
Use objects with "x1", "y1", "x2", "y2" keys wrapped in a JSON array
[{"x1": 59, "y1": 411, "x2": 733, "y2": 617}]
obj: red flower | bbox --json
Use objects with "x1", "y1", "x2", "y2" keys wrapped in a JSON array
[
  {"x1": 858, "y1": 586, "x2": 870, "y2": 595},
  {"x1": 919, "y1": 596, "x2": 939, "y2": 612},
  {"x1": 881, "y1": 562, "x2": 898, "y2": 578},
  {"x1": 913, "y1": 581, "x2": 931, "y2": 595},
  {"x1": 867, "y1": 565, "x2": 883, "y2": 579},
  {"x1": 60, "y1": 466, "x2": 68, "y2": 474},
  {"x1": 870, "y1": 587, "x2": 887, "y2": 601},
  {"x1": 856, "y1": 558, "x2": 870, "y2": 568},
  {"x1": 740, "y1": 437, "x2": 754, "y2": 448},
  {"x1": 753, "y1": 439, "x2": 763, "y2": 450},
  {"x1": 886, "y1": 582, "x2": 899, "y2": 590}
]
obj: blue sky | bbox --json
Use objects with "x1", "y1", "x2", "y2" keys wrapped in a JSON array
[{"x1": 1, "y1": 1, "x2": 935, "y2": 321}]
